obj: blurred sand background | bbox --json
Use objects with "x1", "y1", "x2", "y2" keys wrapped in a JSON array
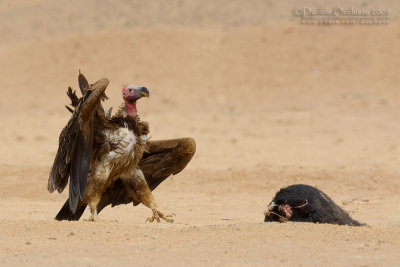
[{"x1": 0, "y1": 0, "x2": 400, "y2": 266}]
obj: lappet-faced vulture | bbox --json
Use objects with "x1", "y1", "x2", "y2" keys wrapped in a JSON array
[{"x1": 48, "y1": 72, "x2": 196, "y2": 222}]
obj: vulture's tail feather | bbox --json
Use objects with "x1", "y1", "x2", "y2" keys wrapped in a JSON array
[{"x1": 55, "y1": 199, "x2": 87, "y2": 221}]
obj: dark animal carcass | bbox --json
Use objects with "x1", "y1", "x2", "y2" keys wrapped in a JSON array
[{"x1": 264, "y1": 184, "x2": 364, "y2": 226}]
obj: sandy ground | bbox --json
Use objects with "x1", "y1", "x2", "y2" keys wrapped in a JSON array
[{"x1": 0, "y1": 0, "x2": 400, "y2": 266}]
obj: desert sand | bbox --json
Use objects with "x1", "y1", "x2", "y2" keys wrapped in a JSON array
[{"x1": 0, "y1": 0, "x2": 399, "y2": 266}]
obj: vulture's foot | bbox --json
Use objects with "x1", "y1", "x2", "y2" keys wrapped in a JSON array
[
  {"x1": 146, "y1": 208, "x2": 175, "y2": 223},
  {"x1": 84, "y1": 209, "x2": 99, "y2": 222}
]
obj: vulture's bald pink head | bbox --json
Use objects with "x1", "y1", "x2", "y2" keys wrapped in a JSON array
[{"x1": 122, "y1": 85, "x2": 149, "y2": 116}]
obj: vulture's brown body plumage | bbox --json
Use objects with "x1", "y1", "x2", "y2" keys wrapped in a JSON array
[{"x1": 48, "y1": 72, "x2": 196, "y2": 221}]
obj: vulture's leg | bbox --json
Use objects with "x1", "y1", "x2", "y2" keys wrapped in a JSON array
[
  {"x1": 88, "y1": 205, "x2": 99, "y2": 221},
  {"x1": 85, "y1": 196, "x2": 101, "y2": 222},
  {"x1": 84, "y1": 181, "x2": 105, "y2": 222},
  {"x1": 122, "y1": 169, "x2": 174, "y2": 223}
]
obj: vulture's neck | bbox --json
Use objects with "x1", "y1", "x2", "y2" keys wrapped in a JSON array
[{"x1": 124, "y1": 101, "x2": 137, "y2": 117}]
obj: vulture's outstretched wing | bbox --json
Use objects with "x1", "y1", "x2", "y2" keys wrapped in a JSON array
[
  {"x1": 48, "y1": 77, "x2": 110, "y2": 213},
  {"x1": 140, "y1": 138, "x2": 196, "y2": 190}
]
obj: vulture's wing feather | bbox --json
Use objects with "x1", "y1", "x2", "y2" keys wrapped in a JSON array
[
  {"x1": 67, "y1": 87, "x2": 80, "y2": 107},
  {"x1": 78, "y1": 70, "x2": 90, "y2": 95},
  {"x1": 140, "y1": 138, "x2": 196, "y2": 190},
  {"x1": 68, "y1": 120, "x2": 94, "y2": 212},
  {"x1": 79, "y1": 70, "x2": 108, "y2": 101},
  {"x1": 96, "y1": 138, "x2": 196, "y2": 214},
  {"x1": 55, "y1": 198, "x2": 87, "y2": 221},
  {"x1": 48, "y1": 119, "x2": 77, "y2": 194},
  {"x1": 48, "y1": 77, "x2": 110, "y2": 213},
  {"x1": 101, "y1": 179, "x2": 136, "y2": 207}
]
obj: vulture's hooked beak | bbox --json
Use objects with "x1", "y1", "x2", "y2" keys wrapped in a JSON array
[{"x1": 139, "y1": 87, "x2": 149, "y2": 98}]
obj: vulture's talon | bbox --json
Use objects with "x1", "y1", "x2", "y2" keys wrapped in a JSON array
[
  {"x1": 145, "y1": 217, "x2": 154, "y2": 223},
  {"x1": 158, "y1": 211, "x2": 174, "y2": 223},
  {"x1": 146, "y1": 209, "x2": 174, "y2": 223},
  {"x1": 146, "y1": 208, "x2": 160, "y2": 223}
]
